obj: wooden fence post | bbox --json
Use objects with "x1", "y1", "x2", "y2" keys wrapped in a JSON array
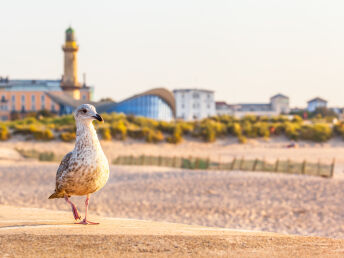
[
  {"x1": 195, "y1": 158, "x2": 200, "y2": 169},
  {"x1": 218, "y1": 155, "x2": 222, "y2": 170},
  {"x1": 239, "y1": 157, "x2": 244, "y2": 170},
  {"x1": 330, "y1": 158, "x2": 335, "y2": 178},
  {"x1": 287, "y1": 159, "x2": 291, "y2": 173},
  {"x1": 301, "y1": 160, "x2": 306, "y2": 175},
  {"x1": 274, "y1": 159, "x2": 279, "y2": 172},
  {"x1": 206, "y1": 157, "x2": 210, "y2": 169},
  {"x1": 178, "y1": 157, "x2": 182, "y2": 168},
  {"x1": 252, "y1": 158, "x2": 258, "y2": 171},
  {"x1": 158, "y1": 156, "x2": 162, "y2": 166},
  {"x1": 262, "y1": 158, "x2": 266, "y2": 171},
  {"x1": 317, "y1": 159, "x2": 321, "y2": 176},
  {"x1": 231, "y1": 157, "x2": 237, "y2": 170},
  {"x1": 189, "y1": 156, "x2": 193, "y2": 169},
  {"x1": 129, "y1": 155, "x2": 134, "y2": 165},
  {"x1": 172, "y1": 156, "x2": 176, "y2": 167}
]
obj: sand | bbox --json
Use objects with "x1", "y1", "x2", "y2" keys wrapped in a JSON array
[
  {"x1": 0, "y1": 162, "x2": 343, "y2": 239},
  {"x1": 2, "y1": 137, "x2": 344, "y2": 166},
  {"x1": 1, "y1": 139, "x2": 344, "y2": 256},
  {"x1": 1, "y1": 206, "x2": 344, "y2": 258}
]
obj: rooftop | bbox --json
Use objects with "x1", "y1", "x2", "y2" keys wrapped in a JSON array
[
  {"x1": 271, "y1": 93, "x2": 289, "y2": 99},
  {"x1": 173, "y1": 88, "x2": 214, "y2": 94},
  {"x1": 307, "y1": 97, "x2": 327, "y2": 103},
  {"x1": 0, "y1": 79, "x2": 62, "y2": 91}
]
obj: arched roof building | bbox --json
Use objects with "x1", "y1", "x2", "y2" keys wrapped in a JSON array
[{"x1": 96, "y1": 88, "x2": 175, "y2": 121}]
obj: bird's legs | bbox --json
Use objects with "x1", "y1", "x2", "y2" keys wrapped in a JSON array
[
  {"x1": 75, "y1": 194, "x2": 99, "y2": 225},
  {"x1": 64, "y1": 196, "x2": 81, "y2": 220}
]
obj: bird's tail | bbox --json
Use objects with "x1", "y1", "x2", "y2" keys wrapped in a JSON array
[{"x1": 48, "y1": 191, "x2": 64, "y2": 199}]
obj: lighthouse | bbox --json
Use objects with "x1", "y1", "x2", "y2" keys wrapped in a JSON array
[{"x1": 61, "y1": 27, "x2": 81, "y2": 99}]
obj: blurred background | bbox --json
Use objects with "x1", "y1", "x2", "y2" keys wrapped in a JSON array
[{"x1": 0, "y1": 0, "x2": 344, "y2": 240}]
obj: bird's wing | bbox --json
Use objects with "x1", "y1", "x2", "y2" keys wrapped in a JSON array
[{"x1": 56, "y1": 152, "x2": 73, "y2": 181}]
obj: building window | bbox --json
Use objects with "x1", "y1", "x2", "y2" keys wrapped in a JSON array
[
  {"x1": 31, "y1": 95, "x2": 36, "y2": 111},
  {"x1": 41, "y1": 95, "x2": 45, "y2": 109},
  {"x1": 12, "y1": 104, "x2": 15, "y2": 111},
  {"x1": 51, "y1": 104, "x2": 55, "y2": 112},
  {"x1": 21, "y1": 95, "x2": 25, "y2": 104},
  {"x1": 192, "y1": 103, "x2": 200, "y2": 108},
  {"x1": 192, "y1": 93, "x2": 200, "y2": 99},
  {"x1": 1, "y1": 95, "x2": 5, "y2": 102},
  {"x1": 11, "y1": 95, "x2": 15, "y2": 102}
]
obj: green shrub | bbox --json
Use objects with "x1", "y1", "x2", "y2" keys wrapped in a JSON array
[
  {"x1": 13, "y1": 125, "x2": 34, "y2": 135},
  {"x1": 292, "y1": 115, "x2": 303, "y2": 123},
  {"x1": 228, "y1": 122, "x2": 242, "y2": 137},
  {"x1": 127, "y1": 127, "x2": 145, "y2": 139},
  {"x1": 144, "y1": 129, "x2": 164, "y2": 143},
  {"x1": 158, "y1": 121, "x2": 174, "y2": 133},
  {"x1": 201, "y1": 123, "x2": 216, "y2": 142},
  {"x1": 238, "y1": 135, "x2": 247, "y2": 144},
  {"x1": 242, "y1": 115, "x2": 257, "y2": 123},
  {"x1": 284, "y1": 122, "x2": 301, "y2": 140},
  {"x1": 300, "y1": 124, "x2": 332, "y2": 142},
  {"x1": 110, "y1": 121, "x2": 127, "y2": 140},
  {"x1": 100, "y1": 127, "x2": 112, "y2": 141},
  {"x1": 33, "y1": 129, "x2": 54, "y2": 140},
  {"x1": 253, "y1": 122, "x2": 270, "y2": 138},
  {"x1": 0, "y1": 125, "x2": 10, "y2": 140},
  {"x1": 242, "y1": 121, "x2": 256, "y2": 137},
  {"x1": 166, "y1": 125, "x2": 183, "y2": 144},
  {"x1": 53, "y1": 115, "x2": 75, "y2": 125},
  {"x1": 60, "y1": 132, "x2": 76, "y2": 142},
  {"x1": 334, "y1": 122, "x2": 344, "y2": 139},
  {"x1": 178, "y1": 122, "x2": 194, "y2": 134}
]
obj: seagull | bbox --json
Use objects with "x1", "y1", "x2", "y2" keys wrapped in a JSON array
[{"x1": 49, "y1": 104, "x2": 109, "y2": 225}]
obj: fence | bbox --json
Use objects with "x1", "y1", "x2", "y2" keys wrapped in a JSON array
[{"x1": 113, "y1": 155, "x2": 335, "y2": 178}]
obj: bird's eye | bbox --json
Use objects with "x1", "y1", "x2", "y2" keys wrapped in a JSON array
[{"x1": 82, "y1": 109, "x2": 87, "y2": 113}]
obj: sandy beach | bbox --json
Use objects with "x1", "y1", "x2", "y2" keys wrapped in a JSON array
[
  {"x1": 2, "y1": 137, "x2": 344, "y2": 165},
  {"x1": 2, "y1": 206, "x2": 344, "y2": 258},
  {"x1": 0, "y1": 161, "x2": 343, "y2": 239},
  {"x1": 1, "y1": 139, "x2": 344, "y2": 256}
]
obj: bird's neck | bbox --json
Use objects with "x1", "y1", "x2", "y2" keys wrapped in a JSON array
[{"x1": 75, "y1": 120, "x2": 100, "y2": 151}]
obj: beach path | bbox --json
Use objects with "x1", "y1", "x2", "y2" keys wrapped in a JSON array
[{"x1": 0, "y1": 205, "x2": 344, "y2": 257}]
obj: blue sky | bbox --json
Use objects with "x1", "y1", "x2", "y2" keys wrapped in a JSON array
[{"x1": 1, "y1": 0, "x2": 343, "y2": 106}]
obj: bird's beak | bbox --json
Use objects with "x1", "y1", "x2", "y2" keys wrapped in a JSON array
[{"x1": 93, "y1": 113, "x2": 104, "y2": 122}]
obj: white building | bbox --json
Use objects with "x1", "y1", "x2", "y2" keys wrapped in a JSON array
[
  {"x1": 173, "y1": 89, "x2": 215, "y2": 120},
  {"x1": 307, "y1": 97, "x2": 327, "y2": 112},
  {"x1": 216, "y1": 94, "x2": 290, "y2": 118}
]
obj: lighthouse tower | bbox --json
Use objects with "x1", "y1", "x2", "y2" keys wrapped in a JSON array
[{"x1": 61, "y1": 27, "x2": 81, "y2": 99}]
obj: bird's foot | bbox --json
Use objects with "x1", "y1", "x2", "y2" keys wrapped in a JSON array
[{"x1": 75, "y1": 218, "x2": 99, "y2": 225}]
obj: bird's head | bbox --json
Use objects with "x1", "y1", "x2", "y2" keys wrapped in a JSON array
[{"x1": 74, "y1": 104, "x2": 104, "y2": 123}]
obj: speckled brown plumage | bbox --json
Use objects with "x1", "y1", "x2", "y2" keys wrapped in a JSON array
[{"x1": 49, "y1": 104, "x2": 109, "y2": 200}]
